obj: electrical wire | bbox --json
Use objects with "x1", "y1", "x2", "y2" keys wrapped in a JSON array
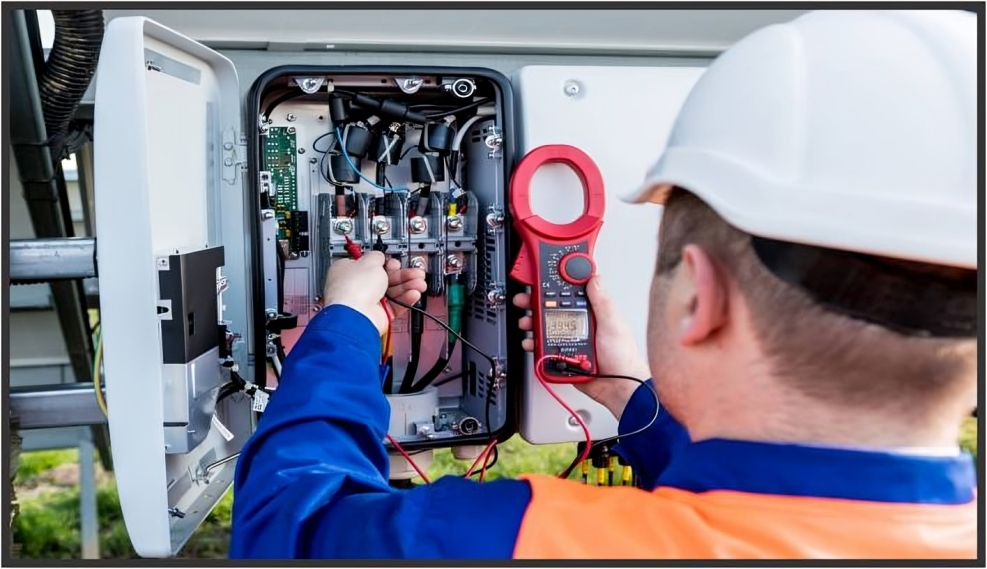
[
  {"x1": 388, "y1": 294, "x2": 499, "y2": 436},
  {"x1": 386, "y1": 296, "x2": 495, "y2": 381},
  {"x1": 408, "y1": 336, "x2": 457, "y2": 394},
  {"x1": 386, "y1": 434, "x2": 431, "y2": 483},
  {"x1": 535, "y1": 356, "x2": 593, "y2": 477},
  {"x1": 463, "y1": 439, "x2": 498, "y2": 478},
  {"x1": 336, "y1": 127, "x2": 408, "y2": 193},
  {"x1": 479, "y1": 445, "x2": 496, "y2": 482},
  {"x1": 556, "y1": 370, "x2": 661, "y2": 480},
  {"x1": 471, "y1": 445, "x2": 499, "y2": 479},
  {"x1": 92, "y1": 332, "x2": 108, "y2": 417},
  {"x1": 431, "y1": 371, "x2": 465, "y2": 388},
  {"x1": 425, "y1": 98, "x2": 492, "y2": 119}
]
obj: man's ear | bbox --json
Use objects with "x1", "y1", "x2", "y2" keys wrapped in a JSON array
[{"x1": 677, "y1": 244, "x2": 729, "y2": 346}]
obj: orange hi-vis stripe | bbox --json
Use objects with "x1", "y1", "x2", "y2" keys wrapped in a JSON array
[{"x1": 513, "y1": 475, "x2": 978, "y2": 560}]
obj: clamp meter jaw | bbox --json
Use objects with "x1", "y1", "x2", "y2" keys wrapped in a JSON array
[{"x1": 509, "y1": 145, "x2": 606, "y2": 384}]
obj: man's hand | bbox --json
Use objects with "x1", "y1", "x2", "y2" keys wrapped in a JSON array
[
  {"x1": 323, "y1": 253, "x2": 427, "y2": 335},
  {"x1": 513, "y1": 276, "x2": 650, "y2": 419},
  {"x1": 384, "y1": 257, "x2": 427, "y2": 317}
]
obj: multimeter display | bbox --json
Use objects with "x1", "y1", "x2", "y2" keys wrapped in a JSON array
[{"x1": 545, "y1": 310, "x2": 589, "y2": 341}]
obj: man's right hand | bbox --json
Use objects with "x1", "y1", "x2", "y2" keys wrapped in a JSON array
[{"x1": 513, "y1": 276, "x2": 651, "y2": 420}]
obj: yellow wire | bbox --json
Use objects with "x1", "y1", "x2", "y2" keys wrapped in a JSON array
[{"x1": 93, "y1": 333, "x2": 108, "y2": 417}]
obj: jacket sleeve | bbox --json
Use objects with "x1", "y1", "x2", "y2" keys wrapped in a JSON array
[
  {"x1": 230, "y1": 305, "x2": 532, "y2": 559},
  {"x1": 611, "y1": 379, "x2": 691, "y2": 489}
]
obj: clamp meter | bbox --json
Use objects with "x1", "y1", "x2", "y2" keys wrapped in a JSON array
[{"x1": 509, "y1": 145, "x2": 606, "y2": 384}]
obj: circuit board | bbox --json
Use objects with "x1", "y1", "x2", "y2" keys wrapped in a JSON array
[{"x1": 264, "y1": 127, "x2": 298, "y2": 240}]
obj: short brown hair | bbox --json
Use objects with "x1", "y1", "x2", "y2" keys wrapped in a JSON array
[{"x1": 655, "y1": 189, "x2": 976, "y2": 406}]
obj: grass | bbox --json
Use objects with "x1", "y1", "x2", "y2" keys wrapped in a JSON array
[{"x1": 11, "y1": 419, "x2": 980, "y2": 559}]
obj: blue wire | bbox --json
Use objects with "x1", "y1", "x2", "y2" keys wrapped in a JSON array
[{"x1": 335, "y1": 127, "x2": 408, "y2": 193}]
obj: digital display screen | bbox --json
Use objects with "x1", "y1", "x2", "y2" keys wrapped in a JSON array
[{"x1": 545, "y1": 310, "x2": 589, "y2": 341}]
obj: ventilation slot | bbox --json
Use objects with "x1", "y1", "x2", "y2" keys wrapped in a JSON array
[{"x1": 469, "y1": 233, "x2": 498, "y2": 324}]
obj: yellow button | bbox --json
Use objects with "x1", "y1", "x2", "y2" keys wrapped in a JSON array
[{"x1": 545, "y1": 300, "x2": 558, "y2": 308}]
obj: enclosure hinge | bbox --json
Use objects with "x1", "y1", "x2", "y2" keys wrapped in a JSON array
[{"x1": 222, "y1": 127, "x2": 247, "y2": 184}]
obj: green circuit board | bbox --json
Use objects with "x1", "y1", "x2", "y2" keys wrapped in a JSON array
[{"x1": 264, "y1": 127, "x2": 298, "y2": 240}]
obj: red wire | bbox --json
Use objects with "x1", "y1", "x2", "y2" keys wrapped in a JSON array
[
  {"x1": 343, "y1": 236, "x2": 393, "y2": 363},
  {"x1": 464, "y1": 439, "x2": 498, "y2": 478},
  {"x1": 479, "y1": 443, "x2": 496, "y2": 482},
  {"x1": 535, "y1": 355, "x2": 593, "y2": 478},
  {"x1": 343, "y1": 236, "x2": 425, "y2": 483},
  {"x1": 386, "y1": 434, "x2": 431, "y2": 483}
]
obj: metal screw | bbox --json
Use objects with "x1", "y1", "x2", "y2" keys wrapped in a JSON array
[
  {"x1": 486, "y1": 211, "x2": 505, "y2": 229},
  {"x1": 260, "y1": 125, "x2": 269, "y2": 134},
  {"x1": 333, "y1": 219, "x2": 354, "y2": 235},
  {"x1": 298, "y1": 77, "x2": 324, "y2": 94},
  {"x1": 297, "y1": 148, "x2": 305, "y2": 154},
  {"x1": 223, "y1": 142, "x2": 233, "y2": 150},
  {"x1": 484, "y1": 134, "x2": 503, "y2": 150},
  {"x1": 309, "y1": 157, "x2": 318, "y2": 164},
  {"x1": 409, "y1": 216, "x2": 427, "y2": 235},
  {"x1": 287, "y1": 126, "x2": 296, "y2": 134},
  {"x1": 563, "y1": 80, "x2": 581, "y2": 97},
  {"x1": 286, "y1": 113, "x2": 297, "y2": 122},
  {"x1": 372, "y1": 217, "x2": 391, "y2": 235},
  {"x1": 487, "y1": 288, "x2": 506, "y2": 306},
  {"x1": 567, "y1": 416, "x2": 580, "y2": 427},
  {"x1": 399, "y1": 77, "x2": 424, "y2": 94},
  {"x1": 262, "y1": 210, "x2": 275, "y2": 220},
  {"x1": 265, "y1": 309, "x2": 278, "y2": 320},
  {"x1": 409, "y1": 256, "x2": 427, "y2": 270},
  {"x1": 300, "y1": 251, "x2": 310, "y2": 258},
  {"x1": 446, "y1": 216, "x2": 464, "y2": 232},
  {"x1": 446, "y1": 254, "x2": 463, "y2": 271},
  {"x1": 224, "y1": 157, "x2": 233, "y2": 166}
]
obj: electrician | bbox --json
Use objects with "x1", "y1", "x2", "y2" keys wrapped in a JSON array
[{"x1": 230, "y1": 10, "x2": 977, "y2": 559}]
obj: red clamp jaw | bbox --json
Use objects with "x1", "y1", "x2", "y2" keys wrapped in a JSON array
[{"x1": 509, "y1": 144, "x2": 606, "y2": 384}]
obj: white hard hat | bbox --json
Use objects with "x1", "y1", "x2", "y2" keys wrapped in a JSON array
[{"x1": 625, "y1": 10, "x2": 977, "y2": 270}]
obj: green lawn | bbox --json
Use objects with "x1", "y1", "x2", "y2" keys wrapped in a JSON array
[{"x1": 10, "y1": 419, "x2": 980, "y2": 559}]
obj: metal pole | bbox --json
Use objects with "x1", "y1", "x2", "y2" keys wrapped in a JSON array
[
  {"x1": 9, "y1": 383, "x2": 107, "y2": 430},
  {"x1": 78, "y1": 435, "x2": 100, "y2": 559},
  {"x1": 76, "y1": 143, "x2": 97, "y2": 238},
  {"x1": 9, "y1": 238, "x2": 97, "y2": 283}
]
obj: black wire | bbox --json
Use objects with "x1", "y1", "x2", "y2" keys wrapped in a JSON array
[
  {"x1": 557, "y1": 371, "x2": 660, "y2": 480},
  {"x1": 431, "y1": 371, "x2": 465, "y2": 388},
  {"x1": 264, "y1": 91, "x2": 302, "y2": 119},
  {"x1": 387, "y1": 295, "x2": 499, "y2": 436},
  {"x1": 275, "y1": 242, "x2": 286, "y2": 310},
  {"x1": 400, "y1": 331, "x2": 424, "y2": 393},
  {"x1": 408, "y1": 336, "x2": 458, "y2": 393},
  {"x1": 386, "y1": 296, "x2": 494, "y2": 373},
  {"x1": 312, "y1": 132, "x2": 334, "y2": 153},
  {"x1": 425, "y1": 98, "x2": 492, "y2": 119},
  {"x1": 467, "y1": 445, "x2": 499, "y2": 477}
]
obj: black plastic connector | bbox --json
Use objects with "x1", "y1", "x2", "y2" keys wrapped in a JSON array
[
  {"x1": 411, "y1": 154, "x2": 445, "y2": 184},
  {"x1": 419, "y1": 122, "x2": 454, "y2": 155},
  {"x1": 349, "y1": 93, "x2": 428, "y2": 124},
  {"x1": 342, "y1": 124, "x2": 373, "y2": 157},
  {"x1": 371, "y1": 130, "x2": 405, "y2": 165},
  {"x1": 328, "y1": 154, "x2": 361, "y2": 185}
]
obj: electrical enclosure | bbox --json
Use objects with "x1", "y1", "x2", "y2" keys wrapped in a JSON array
[
  {"x1": 93, "y1": 14, "x2": 708, "y2": 558},
  {"x1": 247, "y1": 67, "x2": 518, "y2": 451}
]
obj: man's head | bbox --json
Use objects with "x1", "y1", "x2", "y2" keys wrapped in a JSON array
[
  {"x1": 645, "y1": 189, "x2": 977, "y2": 444},
  {"x1": 625, "y1": 10, "x2": 977, "y2": 447}
]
